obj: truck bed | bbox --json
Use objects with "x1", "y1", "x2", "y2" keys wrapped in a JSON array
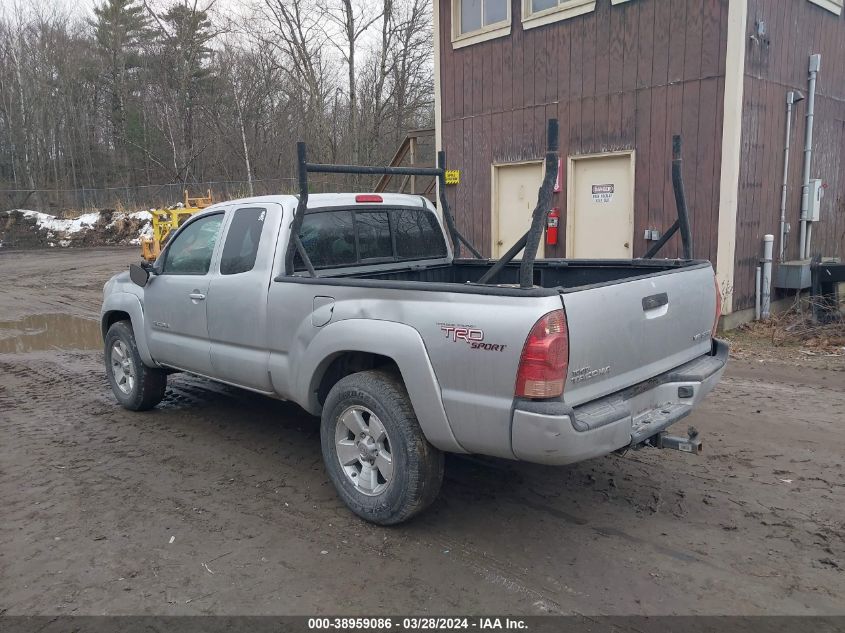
[
  {"x1": 280, "y1": 256, "x2": 719, "y2": 411},
  {"x1": 287, "y1": 258, "x2": 710, "y2": 294}
]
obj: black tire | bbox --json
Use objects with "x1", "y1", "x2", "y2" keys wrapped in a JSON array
[
  {"x1": 104, "y1": 320, "x2": 167, "y2": 411},
  {"x1": 321, "y1": 369, "x2": 444, "y2": 525}
]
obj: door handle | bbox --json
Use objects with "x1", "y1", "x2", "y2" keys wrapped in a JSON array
[
  {"x1": 189, "y1": 292, "x2": 206, "y2": 301},
  {"x1": 642, "y1": 292, "x2": 669, "y2": 311}
]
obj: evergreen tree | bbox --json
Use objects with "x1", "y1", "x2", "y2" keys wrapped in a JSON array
[
  {"x1": 90, "y1": 0, "x2": 150, "y2": 171},
  {"x1": 160, "y1": 3, "x2": 214, "y2": 178}
]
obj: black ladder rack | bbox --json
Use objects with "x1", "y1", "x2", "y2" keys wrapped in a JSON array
[{"x1": 285, "y1": 142, "x2": 482, "y2": 277}]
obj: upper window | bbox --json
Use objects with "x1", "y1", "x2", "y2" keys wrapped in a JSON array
[
  {"x1": 220, "y1": 207, "x2": 266, "y2": 275},
  {"x1": 162, "y1": 213, "x2": 224, "y2": 275},
  {"x1": 451, "y1": 0, "x2": 511, "y2": 49},
  {"x1": 460, "y1": 0, "x2": 507, "y2": 33},
  {"x1": 295, "y1": 207, "x2": 447, "y2": 271},
  {"x1": 521, "y1": 0, "x2": 596, "y2": 31},
  {"x1": 808, "y1": 0, "x2": 843, "y2": 15}
]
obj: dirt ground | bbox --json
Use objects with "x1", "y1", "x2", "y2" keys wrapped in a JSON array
[{"x1": 0, "y1": 248, "x2": 843, "y2": 616}]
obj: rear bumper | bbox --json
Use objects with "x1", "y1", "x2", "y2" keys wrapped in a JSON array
[{"x1": 510, "y1": 339, "x2": 729, "y2": 465}]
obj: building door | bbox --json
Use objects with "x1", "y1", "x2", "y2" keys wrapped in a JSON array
[
  {"x1": 492, "y1": 161, "x2": 545, "y2": 258},
  {"x1": 567, "y1": 152, "x2": 634, "y2": 258}
]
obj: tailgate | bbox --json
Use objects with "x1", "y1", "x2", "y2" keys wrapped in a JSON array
[{"x1": 562, "y1": 264, "x2": 716, "y2": 407}]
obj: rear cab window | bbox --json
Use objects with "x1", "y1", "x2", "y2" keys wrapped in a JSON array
[
  {"x1": 295, "y1": 206, "x2": 447, "y2": 271},
  {"x1": 220, "y1": 207, "x2": 266, "y2": 275},
  {"x1": 298, "y1": 210, "x2": 356, "y2": 268},
  {"x1": 356, "y1": 212, "x2": 392, "y2": 261}
]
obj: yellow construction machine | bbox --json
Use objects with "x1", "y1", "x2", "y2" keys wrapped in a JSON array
[{"x1": 141, "y1": 190, "x2": 214, "y2": 261}]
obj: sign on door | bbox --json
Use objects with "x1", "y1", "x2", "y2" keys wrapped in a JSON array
[{"x1": 591, "y1": 184, "x2": 615, "y2": 204}]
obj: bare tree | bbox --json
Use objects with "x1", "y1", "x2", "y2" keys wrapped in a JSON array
[
  {"x1": 0, "y1": 0, "x2": 434, "y2": 213},
  {"x1": 259, "y1": 0, "x2": 333, "y2": 153},
  {"x1": 318, "y1": 0, "x2": 382, "y2": 168}
]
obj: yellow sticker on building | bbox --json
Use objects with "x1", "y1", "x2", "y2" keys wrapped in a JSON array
[{"x1": 444, "y1": 170, "x2": 461, "y2": 185}]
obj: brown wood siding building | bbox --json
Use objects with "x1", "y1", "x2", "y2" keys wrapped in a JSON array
[
  {"x1": 436, "y1": 0, "x2": 845, "y2": 316},
  {"x1": 437, "y1": 0, "x2": 730, "y2": 262},
  {"x1": 735, "y1": 0, "x2": 845, "y2": 310}
]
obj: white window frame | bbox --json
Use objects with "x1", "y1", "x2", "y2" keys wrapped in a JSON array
[
  {"x1": 451, "y1": 0, "x2": 512, "y2": 49},
  {"x1": 521, "y1": 0, "x2": 596, "y2": 31},
  {"x1": 808, "y1": 0, "x2": 843, "y2": 15}
]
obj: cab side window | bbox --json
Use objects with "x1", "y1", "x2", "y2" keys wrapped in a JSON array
[
  {"x1": 162, "y1": 214, "x2": 224, "y2": 275},
  {"x1": 220, "y1": 208, "x2": 266, "y2": 275}
]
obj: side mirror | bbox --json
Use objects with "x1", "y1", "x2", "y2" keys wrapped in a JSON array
[{"x1": 129, "y1": 263, "x2": 151, "y2": 287}]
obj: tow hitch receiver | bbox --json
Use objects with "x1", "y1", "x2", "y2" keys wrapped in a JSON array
[{"x1": 648, "y1": 426, "x2": 703, "y2": 455}]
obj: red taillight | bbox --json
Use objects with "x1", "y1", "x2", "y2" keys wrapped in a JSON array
[
  {"x1": 515, "y1": 310, "x2": 569, "y2": 399},
  {"x1": 713, "y1": 277, "x2": 723, "y2": 337},
  {"x1": 355, "y1": 194, "x2": 383, "y2": 203}
]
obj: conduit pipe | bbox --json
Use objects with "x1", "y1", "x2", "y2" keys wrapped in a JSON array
[
  {"x1": 761, "y1": 234, "x2": 774, "y2": 319},
  {"x1": 799, "y1": 54, "x2": 821, "y2": 260}
]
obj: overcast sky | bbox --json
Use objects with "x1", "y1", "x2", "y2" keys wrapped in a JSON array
[
  {"x1": 0, "y1": 0, "x2": 247, "y2": 22},
  {"x1": 0, "y1": 0, "x2": 401, "y2": 63},
  {"x1": 0, "y1": 0, "x2": 96, "y2": 16}
]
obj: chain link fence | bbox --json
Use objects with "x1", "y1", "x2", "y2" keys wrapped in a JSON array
[{"x1": 0, "y1": 176, "x2": 351, "y2": 217}]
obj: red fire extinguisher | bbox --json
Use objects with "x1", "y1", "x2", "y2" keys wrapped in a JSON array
[{"x1": 546, "y1": 208, "x2": 560, "y2": 245}]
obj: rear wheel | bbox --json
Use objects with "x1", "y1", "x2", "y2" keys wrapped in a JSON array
[
  {"x1": 104, "y1": 320, "x2": 166, "y2": 411},
  {"x1": 321, "y1": 370, "x2": 444, "y2": 525}
]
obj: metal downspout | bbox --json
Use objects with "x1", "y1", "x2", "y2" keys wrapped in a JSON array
[{"x1": 779, "y1": 91, "x2": 802, "y2": 261}]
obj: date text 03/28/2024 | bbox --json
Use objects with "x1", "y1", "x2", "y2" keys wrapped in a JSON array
[{"x1": 307, "y1": 617, "x2": 528, "y2": 630}]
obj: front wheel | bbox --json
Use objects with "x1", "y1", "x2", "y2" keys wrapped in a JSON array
[
  {"x1": 321, "y1": 370, "x2": 444, "y2": 525},
  {"x1": 104, "y1": 320, "x2": 167, "y2": 411}
]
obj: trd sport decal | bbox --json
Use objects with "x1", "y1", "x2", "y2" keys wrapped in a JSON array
[{"x1": 438, "y1": 323, "x2": 508, "y2": 352}]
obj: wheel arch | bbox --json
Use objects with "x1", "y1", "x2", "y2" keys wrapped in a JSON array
[
  {"x1": 299, "y1": 320, "x2": 466, "y2": 454},
  {"x1": 101, "y1": 310, "x2": 131, "y2": 338},
  {"x1": 101, "y1": 292, "x2": 155, "y2": 366},
  {"x1": 315, "y1": 352, "x2": 400, "y2": 407}
]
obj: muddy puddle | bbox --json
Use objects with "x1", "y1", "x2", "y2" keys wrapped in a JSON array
[{"x1": 0, "y1": 314, "x2": 102, "y2": 353}]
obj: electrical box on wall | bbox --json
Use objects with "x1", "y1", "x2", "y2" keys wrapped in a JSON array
[{"x1": 808, "y1": 179, "x2": 824, "y2": 222}]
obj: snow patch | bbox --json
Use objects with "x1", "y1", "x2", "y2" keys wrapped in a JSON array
[
  {"x1": 7, "y1": 209, "x2": 152, "y2": 247},
  {"x1": 130, "y1": 221, "x2": 154, "y2": 246},
  {"x1": 16, "y1": 209, "x2": 101, "y2": 234},
  {"x1": 107, "y1": 210, "x2": 152, "y2": 228}
]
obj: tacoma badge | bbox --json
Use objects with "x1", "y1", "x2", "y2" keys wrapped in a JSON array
[{"x1": 571, "y1": 365, "x2": 611, "y2": 383}]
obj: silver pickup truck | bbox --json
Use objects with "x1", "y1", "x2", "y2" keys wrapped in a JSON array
[{"x1": 101, "y1": 191, "x2": 727, "y2": 524}]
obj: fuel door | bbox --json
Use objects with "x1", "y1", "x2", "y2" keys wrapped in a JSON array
[{"x1": 312, "y1": 296, "x2": 335, "y2": 327}]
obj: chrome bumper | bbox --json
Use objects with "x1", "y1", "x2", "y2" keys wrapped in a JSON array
[{"x1": 510, "y1": 339, "x2": 729, "y2": 466}]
